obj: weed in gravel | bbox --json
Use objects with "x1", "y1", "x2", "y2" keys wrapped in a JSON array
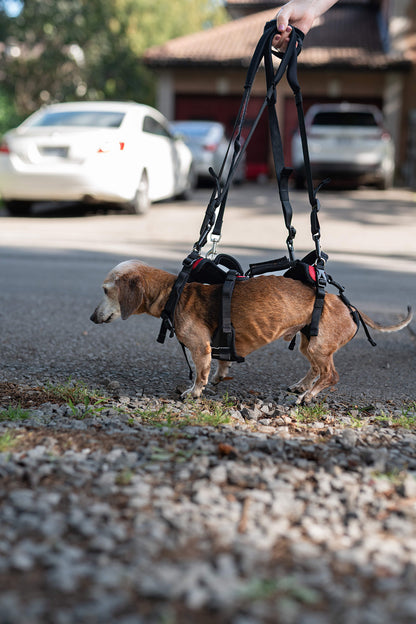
[
  {"x1": 44, "y1": 378, "x2": 104, "y2": 405},
  {"x1": 0, "y1": 431, "x2": 17, "y2": 451},
  {"x1": 349, "y1": 413, "x2": 365, "y2": 428},
  {"x1": 348, "y1": 401, "x2": 416, "y2": 430},
  {"x1": 197, "y1": 399, "x2": 231, "y2": 427},
  {"x1": 136, "y1": 398, "x2": 231, "y2": 429},
  {"x1": 371, "y1": 404, "x2": 416, "y2": 430},
  {"x1": 372, "y1": 467, "x2": 404, "y2": 483},
  {"x1": 240, "y1": 575, "x2": 320, "y2": 605},
  {"x1": 396, "y1": 402, "x2": 416, "y2": 429},
  {"x1": 66, "y1": 397, "x2": 108, "y2": 420},
  {"x1": 115, "y1": 469, "x2": 134, "y2": 485},
  {"x1": 0, "y1": 405, "x2": 30, "y2": 421},
  {"x1": 293, "y1": 401, "x2": 328, "y2": 424},
  {"x1": 44, "y1": 379, "x2": 107, "y2": 419}
]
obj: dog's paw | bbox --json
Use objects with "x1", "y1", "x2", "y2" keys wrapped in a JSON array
[
  {"x1": 295, "y1": 391, "x2": 313, "y2": 405},
  {"x1": 287, "y1": 384, "x2": 302, "y2": 394},
  {"x1": 212, "y1": 374, "x2": 229, "y2": 386},
  {"x1": 179, "y1": 385, "x2": 203, "y2": 401}
]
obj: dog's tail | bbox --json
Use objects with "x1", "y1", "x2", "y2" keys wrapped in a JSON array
[{"x1": 358, "y1": 306, "x2": 413, "y2": 333}]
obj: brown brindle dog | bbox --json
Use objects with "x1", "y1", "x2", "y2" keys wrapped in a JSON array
[{"x1": 90, "y1": 260, "x2": 412, "y2": 403}]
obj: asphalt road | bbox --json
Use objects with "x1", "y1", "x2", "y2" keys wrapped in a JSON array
[{"x1": 1, "y1": 183, "x2": 415, "y2": 405}]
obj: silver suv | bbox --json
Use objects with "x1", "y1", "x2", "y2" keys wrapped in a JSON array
[{"x1": 291, "y1": 103, "x2": 395, "y2": 189}]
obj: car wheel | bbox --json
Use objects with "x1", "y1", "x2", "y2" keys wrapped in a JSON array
[
  {"x1": 4, "y1": 200, "x2": 33, "y2": 216},
  {"x1": 126, "y1": 171, "x2": 150, "y2": 215}
]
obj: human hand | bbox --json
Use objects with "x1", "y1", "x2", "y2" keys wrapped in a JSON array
[{"x1": 272, "y1": 0, "x2": 337, "y2": 50}]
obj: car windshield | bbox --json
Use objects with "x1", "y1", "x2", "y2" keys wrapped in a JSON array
[
  {"x1": 30, "y1": 111, "x2": 125, "y2": 128},
  {"x1": 312, "y1": 112, "x2": 378, "y2": 127},
  {"x1": 172, "y1": 123, "x2": 222, "y2": 141}
]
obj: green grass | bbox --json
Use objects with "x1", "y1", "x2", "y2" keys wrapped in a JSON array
[
  {"x1": 44, "y1": 378, "x2": 106, "y2": 419},
  {"x1": 396, "y1": 401, "x2": 416, "y2": 429},
  {"x1": 44, "y1": 378, "x2": 104, "y2": 405},
  {"x1": 0, "y1": 431, "x2": 17, "y2": 452},
  {"x1": 40, "y1": 380, "x2": 234, "y2": 427},
  {"x1": 0, "y1": 405, "x2": 31, "y2": 422},
  {"x1": 136, "y1": 397, "x2": 231, "y2": 429},
  {"x1": 349, "y1": 401, "x2": 416, "y2": 430},
  {"x1": 240, "y1": 575, "x2": 321, "y2": 605},
  {"x1": 292, "y1": 401, "x2": 328, "y2": 424},
  {"x1": 115, "y1": 469, "x2": 134, "y2": 485}
]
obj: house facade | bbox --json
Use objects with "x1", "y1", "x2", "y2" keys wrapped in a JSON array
[{"x1": 145, "y1": 0, "x2": 416, "y2": 185}]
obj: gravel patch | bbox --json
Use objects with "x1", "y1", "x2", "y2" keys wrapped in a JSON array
[{"x1": 1, "y1": 382, "x2": 416, "y2": 623}]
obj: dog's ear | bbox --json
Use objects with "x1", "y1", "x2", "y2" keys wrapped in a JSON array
[{"x1": 116, "y1": 275, "x2": 144, "y2": 320}]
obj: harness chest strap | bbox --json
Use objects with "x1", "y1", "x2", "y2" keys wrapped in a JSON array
[{"x1": 157, "y1": 250, "x2": 200, "y2": 344}]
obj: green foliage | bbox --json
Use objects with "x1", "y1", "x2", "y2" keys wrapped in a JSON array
[
  {"x1": 0, "y1": 431, "x2": 17, "y2": 451},
  {"x1": 349, "y1": 401, "x2": 416, "y2": 430},
  {"x1": 0, "y1": 0, "x2": 228, "y2": 120},
  {"x1": 0, "y1": 404, "x2": 30, "y2": 421},
  {"x1": 240, "y1": 575, "x2": 321, "y2": 605},
  {"x1": 136, "y1": 397, "x2": 231, "y2": 429},
  {"x1": 44, "y1": 378, "x2": 103, "y2": 405},
  {"x1": 0, "y1": 88, "x2": 25, "y2": 135},
  {"x1": 293, "y1": 401, "x2": 328, "y2": 423}
]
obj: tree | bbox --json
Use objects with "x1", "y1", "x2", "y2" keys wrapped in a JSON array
[{"x1": 0, "y1": 0, "x2": 227, "y2": 118}]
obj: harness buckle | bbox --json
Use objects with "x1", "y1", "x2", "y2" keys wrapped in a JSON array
[
  {"x1": 207, "y1": 234, "x2": 221, "y2": 260},
  {"x1": 316, "y1": 268, "x2": 327, "y2": 289},
  {"x1": 286, "y1": 232, "x2": 296, "y2": 262}
]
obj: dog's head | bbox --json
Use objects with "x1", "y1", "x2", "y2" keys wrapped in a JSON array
[{"x1": 90, "y1": 260, "x2": 146, "y2": 324}]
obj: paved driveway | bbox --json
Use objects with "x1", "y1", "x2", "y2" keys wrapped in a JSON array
[{"x1": 1, "y1": 184, "x2": 415, "y2": 404}]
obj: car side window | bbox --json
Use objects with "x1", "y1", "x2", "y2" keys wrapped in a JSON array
[{"x1": 143, "y1": 116, "x2": 172, "y2": 138}]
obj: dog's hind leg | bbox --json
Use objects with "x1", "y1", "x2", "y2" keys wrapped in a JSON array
[
  {"x1": 296, "y1": 339, "x2": 339, "y2": 403},
  {"x1": 212, "y1": 360, "x2": 232, "y2": 385}
]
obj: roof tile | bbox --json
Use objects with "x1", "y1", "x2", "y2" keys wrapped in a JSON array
[{"x1": 145, "y1": 6, "x2": 408, "y2": 70}]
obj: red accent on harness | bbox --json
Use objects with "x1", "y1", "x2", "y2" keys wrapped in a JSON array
[
  {"x1": 308, "y1": 265, "x2": 316, "y2": 282},
  {"x1": 192, "y1": 258, "x2": 203, "y2": 269}
]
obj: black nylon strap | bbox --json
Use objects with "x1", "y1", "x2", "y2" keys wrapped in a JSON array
[
  {"x1": 246, "y1": 256, "x2": 292, "y2": 277},
  {"x1": 221, "y1": 270, "x2": 238, "y2": 334},
  {"x1": 197, "y1": 22, "x2": 305, "y2": 259},
  {"x1": 210, "y1": 270, "x2": 245, "y2": 362},
  {"x1": 157, "y1": 250, "x2": 200, "y2": 344}
]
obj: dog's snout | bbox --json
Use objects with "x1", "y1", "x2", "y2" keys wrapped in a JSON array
[{"x1": 90, "y1": 310, "x2": 99, "y2": 323}]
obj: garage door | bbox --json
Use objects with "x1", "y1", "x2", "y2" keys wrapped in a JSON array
[{"x1": 175, "y1": 94, "x2": 270, "y2": 180}]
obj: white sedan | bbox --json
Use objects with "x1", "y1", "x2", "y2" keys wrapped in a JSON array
[{"x1": 0, "y1": 101, "x2": 195, "y2": 215}]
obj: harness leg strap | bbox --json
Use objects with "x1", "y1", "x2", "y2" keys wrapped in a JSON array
[{"x1": 211, "y1": 271, "x2": 245, "y2": 362}]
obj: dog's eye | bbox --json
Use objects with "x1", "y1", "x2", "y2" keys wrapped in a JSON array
[{"x1": 103, "y1": 287, "x2": 108, "y2": 295}]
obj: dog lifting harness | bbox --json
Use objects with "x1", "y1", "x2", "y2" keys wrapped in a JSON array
[{"x1": 157, "y1": 20, "x2": 376, "y2": 374}]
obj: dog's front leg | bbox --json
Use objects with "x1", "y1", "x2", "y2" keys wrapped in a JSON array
[{"x1": 181, "y1": 341, "x2": 212, "y2": 399}]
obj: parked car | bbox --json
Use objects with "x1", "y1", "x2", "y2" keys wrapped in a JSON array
[
  {"x1": 170, "y1": 120, "x2": 246, "y2": 185},
  {"x1": 0, "y1": 101, "x2": 194, "y2": 215},
  {"x1": 291, "y1": 103, "x2": 395, "y2": 189}
]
